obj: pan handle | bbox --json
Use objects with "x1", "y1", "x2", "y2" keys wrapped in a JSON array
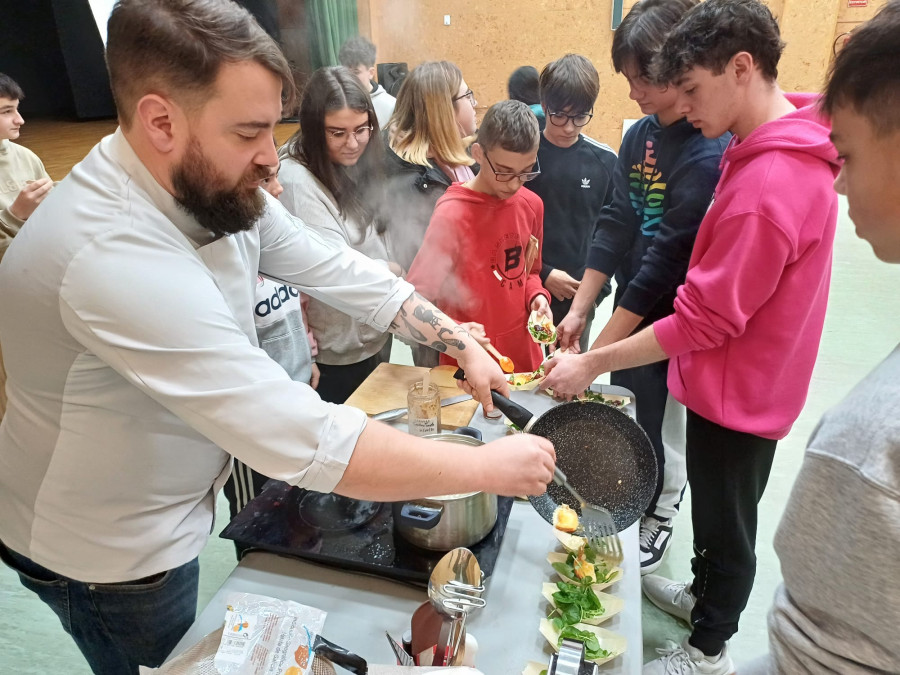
[
  {"x1": 453, "y1": 367, "x2": 537, "y2": 431},
  {"x1": 489, "y1": 391, "x2": 537, "y2": 431},
  {"x1": 313, "y1": 634, "x2": 368, "y2": 675}
]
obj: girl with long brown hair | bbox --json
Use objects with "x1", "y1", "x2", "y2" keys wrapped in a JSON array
[{"x1": 279, "y1": 66, "x2": 400, "y2": 403}]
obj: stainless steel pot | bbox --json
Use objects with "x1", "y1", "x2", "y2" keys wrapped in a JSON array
[{"x1": 392, "y1": 427, "x2": 498, "y2": 551}]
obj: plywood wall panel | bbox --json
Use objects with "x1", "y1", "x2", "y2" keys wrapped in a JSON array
[
  {"x1": 837, "y1": 0, "x2": 885, "y2": 22},
  {"x1": 361, "y1": 0, "x2": 890, "y2": 150},
  {"x1": 778, "y1": 0, "x2": 841, "y2": 92},
  {"x1": 364, "y1": 0, "x2": 639, "y2": 149},
  {"x1": 766, "y1": 0, "x2": 785, "y2": 21}
]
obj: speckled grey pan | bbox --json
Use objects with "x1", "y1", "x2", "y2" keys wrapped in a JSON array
[{"x1": 490, "y1": 392, "x2": 658, "y2": 532}]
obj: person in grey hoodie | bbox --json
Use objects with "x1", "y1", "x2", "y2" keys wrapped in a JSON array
[
  {"x1": 339, "y1": 35, "x2": 396, "y2": 128},
  {"x1": 740, "y1": 3, "x2": 900, "y2": 672},
  {"x1": 279, "y1": 66, "x2": 401, "y2": 404}
]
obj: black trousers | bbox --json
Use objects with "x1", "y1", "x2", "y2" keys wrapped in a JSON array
[
  {"x1": 686, "y1": 409, "x2": 777, "y2": 655},
  {"x1": 410, "y1": 342, "x2": 439, "y2": 369},
  {"x1": 316, "y1": 339, "x2": 392, "y2": 404}
]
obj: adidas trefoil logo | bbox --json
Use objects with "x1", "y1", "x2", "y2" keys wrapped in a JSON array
[{"x1": 581, "y1": 177, "x2": 591, "y2": 189}]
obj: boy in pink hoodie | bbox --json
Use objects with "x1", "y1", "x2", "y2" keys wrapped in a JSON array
[
  {"x1": 742, "y1": 5, "x2": 900, "y2": 672},
  {"x1": 541, "y1": 1, "x2": 840, "y2": 672}
]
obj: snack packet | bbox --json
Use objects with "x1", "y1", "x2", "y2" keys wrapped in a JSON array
[{"x1": 214, "y1": 592, "x2": 327, "y2": 675}]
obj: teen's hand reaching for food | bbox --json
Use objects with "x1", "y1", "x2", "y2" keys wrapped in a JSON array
[
  {"x1": 544, "y1": 269, "x2": 581, "y2": 301},
  {"x1": 458, "y1": 322, "x2": 490, "y2": 346},
  {"x1": 556, "y1": 311, "x2": 586, "y2": 353},
  {"x1": 539, "y1": 351, "x2": 599, "y2": 400},
  {"x1": 531, "y1": 294, "x2": 552, "y2": 320}
]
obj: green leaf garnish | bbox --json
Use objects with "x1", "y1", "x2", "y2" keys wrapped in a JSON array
[
  {"x1": 556, "y1": 626, "x2": 612, "y2": 660},
  {"x1": 551, "y1": 581, "x2": 606, "y2": 625}
]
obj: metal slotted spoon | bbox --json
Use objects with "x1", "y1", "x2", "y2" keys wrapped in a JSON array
[{"x1": 554, "y1": 467, "x2": 623, "y2": 567}]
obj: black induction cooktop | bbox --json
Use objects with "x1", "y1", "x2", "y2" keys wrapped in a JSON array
[{"x1": 220, "y1": 480, "x2": 515, "y2": 586}]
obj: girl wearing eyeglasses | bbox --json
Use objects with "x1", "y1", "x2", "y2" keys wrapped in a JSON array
[
  {"x1": 278, "y1": 66, "x2": 400, "y2": 404},
  {"x1": 382, "y1": 60, "x2": 478, "y2": 367}
]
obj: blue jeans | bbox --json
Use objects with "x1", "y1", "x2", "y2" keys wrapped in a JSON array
[{"x1": 0, "y1": 540, "x2": 198, "y2": 674}]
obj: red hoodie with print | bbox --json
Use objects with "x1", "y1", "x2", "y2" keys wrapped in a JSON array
[
  {"x1": 653, "y1": 93, "x2": 841, "y2": 440},
  {"x1": 407, "y1": 183, "x2": 550, "y2": 371}
]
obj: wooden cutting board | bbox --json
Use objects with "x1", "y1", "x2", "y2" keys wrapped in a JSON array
[{"x1": 345, "y1": 363, "x2": 479, "y2": 429}]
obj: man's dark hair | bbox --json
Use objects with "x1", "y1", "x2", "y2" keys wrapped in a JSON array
[
  {"x1": 508, "y1": 66, "x2": 540, "y2": 105},
  {"x1": 539, "y1": 54, "x2": 599, "y2": 114},
  {"x1": 612, "y1": 0, "x2": 700, "y2": 78},
  {"x1": 823, "y1": 0, "x2": 900, "y2": 136},
  {"x1": 650, "y1": 0, "x2": 785, "y2": 85},
  {"x1": 339, "y1": 35, "x2": 376, "y2": 69},
  {"x1": 477, "y1": 100, "x2": 539, "y2": 153},
  {"x1": 106, "y1": 0, "x2": 296, "y2": 128},
  {"x1": 0, "y1": 73, "x2": 25, "y2": 101}
]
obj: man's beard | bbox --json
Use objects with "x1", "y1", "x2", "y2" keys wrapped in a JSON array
[{"x1": 171, "y1": 138, "x2": 269, "y2": 237}]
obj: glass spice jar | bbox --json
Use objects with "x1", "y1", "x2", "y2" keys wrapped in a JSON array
[{"x1": 407, "y1": 381, "x2": 441, "y2": 437}]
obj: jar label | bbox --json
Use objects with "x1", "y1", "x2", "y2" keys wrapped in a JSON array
[{"x1": 410, "y1": 417, "x2": 439, "y2": 437}]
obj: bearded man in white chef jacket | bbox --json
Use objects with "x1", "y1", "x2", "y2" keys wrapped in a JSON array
[{"x1": 0, "y1": 1, "x2": 556, "y2": 672}]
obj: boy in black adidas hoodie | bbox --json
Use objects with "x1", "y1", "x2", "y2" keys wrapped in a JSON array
[
  {"x1": 527, "y1": 54, "x2": 617, "y2": 353},
  {"x1": 556, "y1": 0, "x2": 729, "y2": 574}
]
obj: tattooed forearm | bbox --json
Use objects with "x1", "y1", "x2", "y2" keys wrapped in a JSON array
[
  {"x1": 390, "y1": 304, "x2": 427, "y2": 342},
  {"x1": 391, "y1": 293, "x2": 468, "y2": 354},
  {"x1": 412, "y1": 304, "x2": 443, "y2": 329},
  {"x1": 436, "y1": 326, "x2": 465, "y2": 350}
]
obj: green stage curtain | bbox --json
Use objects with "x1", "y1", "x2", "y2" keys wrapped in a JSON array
[{"x1": 308, "y1": 0, "x2": 359, "y2": 70}]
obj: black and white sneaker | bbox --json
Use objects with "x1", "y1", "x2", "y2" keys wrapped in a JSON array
[{"x1": 639, "y1": 516, "x2": 674, "y2": 575}]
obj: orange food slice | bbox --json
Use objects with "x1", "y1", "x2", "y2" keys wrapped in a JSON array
[
  {"x1": 573, "y1": 556, "x2": 596, "y2": 581},
  {"x1": 553, "y1": 504, "x2": 579, "y2": 533}
]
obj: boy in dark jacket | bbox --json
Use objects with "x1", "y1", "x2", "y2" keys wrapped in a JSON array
[
  {"x1": 407, "y1": 101, "x2": 551, "y2": 371},
  {"x1": 527, "y1": 54, "x2": 618, "y2": 354},
  {"x1": 556, "y1": 0, "x2": 729, "y2": 577}
]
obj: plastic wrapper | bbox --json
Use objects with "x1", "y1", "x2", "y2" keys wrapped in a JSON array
[
  {"x1": 141, "y1": 592, "x2": 326, "y2": 675},
  {"x1": 214, "y1": 592, "x2": 327, "y2": 675}
]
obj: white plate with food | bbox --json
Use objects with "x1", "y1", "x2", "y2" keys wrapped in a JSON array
[
  {"x1": 538, "y1": 618, "x2": 627, "y2": 665},
  {"x1": 541, "y1": 582, "x2": 624, "y2": 626},
  {"x1": 506, "y1": 368, "x2": 545, "y2": 391},
  {"x1": 552, "y1": 527, "x2": 587, "y2": 553},
  {"x1": 547, "y1": 551, "x2": 622, "y2": 591}
]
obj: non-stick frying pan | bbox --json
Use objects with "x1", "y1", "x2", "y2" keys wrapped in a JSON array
[{"x1": 490, "y1": 390, "x2": 658, "y2": 533}]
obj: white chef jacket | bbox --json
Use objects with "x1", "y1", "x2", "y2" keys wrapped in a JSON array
[{"x1": 0, "y1": 130, "x2": 414, "y2": 582}]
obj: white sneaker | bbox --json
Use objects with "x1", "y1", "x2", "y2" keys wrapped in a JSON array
[
  {"x1": 639, "y1": 515, "x2": 674, "y2": 575},
  {"x1": 643, "y1": 638, "x2": 735, "y2": 675},
  {"x1": 642, "y1": 574, "x2": 695, "y2": 623}
]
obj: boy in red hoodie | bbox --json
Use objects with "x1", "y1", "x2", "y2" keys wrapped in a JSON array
[
  {"x1": 407, "y1": 100, "x2": 551, "y2": 371},
  {"x1": 541, "y1": 1, "x2": 840, "y2": 672}
]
